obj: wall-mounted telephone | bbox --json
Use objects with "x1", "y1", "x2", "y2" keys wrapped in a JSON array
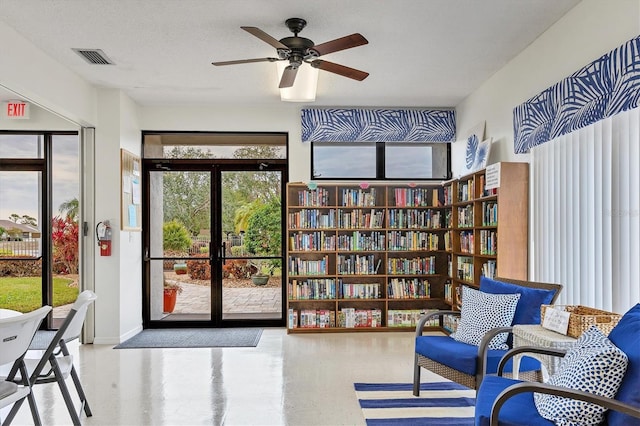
[{"x1": 96, "y1": 221, "x2": 112, "y2": 256}]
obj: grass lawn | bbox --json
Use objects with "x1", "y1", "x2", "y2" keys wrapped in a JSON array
[{"x1": 0, "y1": 276, "x2": 79, "y2": 312}]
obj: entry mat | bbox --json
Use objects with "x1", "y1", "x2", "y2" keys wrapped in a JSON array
[{"x1": 114, "y1": 328, "x2": 263, "y2": 349}]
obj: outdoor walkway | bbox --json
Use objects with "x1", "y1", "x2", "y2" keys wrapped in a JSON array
[
  {"x1": 52, "y1": 282, "x2": 282, "y2": 320},
  {"x1": 172, "y1": 282, "x2": 282, "y2": 314}
]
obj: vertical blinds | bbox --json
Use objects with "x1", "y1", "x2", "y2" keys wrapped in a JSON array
[{"x1": 531, "y1": 106, "x2": 640, "y2": 314}]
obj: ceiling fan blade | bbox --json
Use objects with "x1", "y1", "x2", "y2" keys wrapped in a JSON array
[
  {"x1": 241, "y1": 26, "x2": 289, "y2": 50},
  {"x1": 310, "y1": 60, "x2": 369, "y2": 81},
  {"x1": 279, "y1": 65, "x2": 299, "y2": 88},
  {"x1": 212, "y1": 57, "x2": 279, "y2": 66},
  {"x1": 311, "y1": 33, "x2": 368, "y2": 56}
]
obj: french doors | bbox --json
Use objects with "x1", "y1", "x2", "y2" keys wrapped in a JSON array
[{"x1": 143, "y1": 160, "x2": 286, "y2": 328}]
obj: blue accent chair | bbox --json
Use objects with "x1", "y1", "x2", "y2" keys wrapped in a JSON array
[
  {"x1": 413, "y1": 277, "x2": 562, "y2": 394},
  {"x1": 474, "y1": 303, "x2": 640, "y2": 426}
]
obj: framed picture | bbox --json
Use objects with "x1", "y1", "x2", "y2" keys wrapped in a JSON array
[
  {"x1": 473, "y1": 138, "x2": 493, "y2": 171},
  {"x1": 464, "y1": 121, "x2": 485, "y2": 173}
]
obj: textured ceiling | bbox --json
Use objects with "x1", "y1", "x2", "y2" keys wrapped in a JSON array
[{"x1": 0, "y1": 0, "x2": 581, "y2": 108}]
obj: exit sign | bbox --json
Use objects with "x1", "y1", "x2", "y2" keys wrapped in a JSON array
[{"x1": 3, "y1": 101, "x2": 30, "y2": 119}]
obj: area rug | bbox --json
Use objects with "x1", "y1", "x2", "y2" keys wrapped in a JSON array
[
  {"x1": 354, "y1": 381, "x2": 475, "y2": 426},
  {"x1": 114, "y1": 328, "x2": 263, "y2": 349}
]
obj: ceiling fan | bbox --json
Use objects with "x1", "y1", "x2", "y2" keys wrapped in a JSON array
[{"x1": 212, "y1": 18, "x2": 369, "y2": 88}]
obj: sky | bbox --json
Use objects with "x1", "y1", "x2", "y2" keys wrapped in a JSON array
[{"x1": 0, "y1": 134, "x2": 79, "y2": 227}]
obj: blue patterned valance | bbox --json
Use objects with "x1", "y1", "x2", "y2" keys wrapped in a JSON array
[
  {"x1": 301, "y1": 108, "x2": 456, "y2": 142},
  {"x1": 514, "y1": 36, "x2": 640, "y2": 153}
]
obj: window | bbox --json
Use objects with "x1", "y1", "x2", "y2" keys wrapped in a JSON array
[
  {"x1": 143, "y1": 132, "x2": 286, "y2": 159},
  {"x1": 311, "y1": 142, "x2": 450, "y2": 180}
]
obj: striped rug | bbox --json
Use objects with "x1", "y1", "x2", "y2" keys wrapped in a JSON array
[{"x1": 354, "y1": 381, "x2": 475, "y2": 425}]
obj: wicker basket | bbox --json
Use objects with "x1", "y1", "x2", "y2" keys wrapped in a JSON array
[{"x1": 541, "y1": 305, "x2": 621, "y2": 338}]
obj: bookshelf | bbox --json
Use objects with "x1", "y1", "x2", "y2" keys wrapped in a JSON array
[
  {"x1": 286, "y1": 162, "x2": 529, "y2": 331},
  {"x1": 286, "y1": 183, "x2": 450, "y2": 332},
  {"x1": 448, "y1": 162, "x2": 529, "y2": 309}
]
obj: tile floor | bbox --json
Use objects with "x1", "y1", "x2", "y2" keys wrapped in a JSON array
[{"x1": 4, "y1": 329, "x2": 443, "y2": 426}]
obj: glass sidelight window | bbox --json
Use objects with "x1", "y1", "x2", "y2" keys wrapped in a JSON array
[{"x1": 0, "y1": 132, "x2": 80, "y2": 329}]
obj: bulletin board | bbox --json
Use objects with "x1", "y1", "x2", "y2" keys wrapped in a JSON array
[{"x1": 120, "y1": 149, "x2": 142, "y2": 231}]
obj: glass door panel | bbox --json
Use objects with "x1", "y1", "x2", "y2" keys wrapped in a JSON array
[
  {"x1": 144, "y1": 163, "x2": 286, "y2": 327},
  {"x1": 0, "y1": 171, "x2": 44, "y2": 313},
  {"x1": 148, "y1": 170, "x2": 212, "y2": 322},
  {"x1": 51, "y1": 134, "x2": 80, "y2": 326},
  {"x1": 220, "y1": 170, "x2": 283, "y2": 321}
]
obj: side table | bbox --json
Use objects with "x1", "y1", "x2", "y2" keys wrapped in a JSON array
[{"x1": 512, "y1": 324, "x2": 577, "y2": 382}]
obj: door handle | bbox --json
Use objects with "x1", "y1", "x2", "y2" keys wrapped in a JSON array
[{"x1": 210, "y1": 241, "x2": 225, "y2": 264}]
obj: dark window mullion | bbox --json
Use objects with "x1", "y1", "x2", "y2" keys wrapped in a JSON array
[
  {"x1": 376, "y1": 142, "x2": 385, "y2": 179},
  {"x1": 43, "y1": 134, "x2": 53, "y2": 316}
]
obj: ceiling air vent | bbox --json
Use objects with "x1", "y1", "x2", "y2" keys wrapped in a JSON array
[{"x1": 72, "y1": 48, "x2": 114, "y2": 65}]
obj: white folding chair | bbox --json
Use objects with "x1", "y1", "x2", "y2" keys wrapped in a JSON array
[
  {"x1": 15, "y1": 291, "x2": 97, "y2": 426},
  {"x1": 0, "y1": 306, "x2": 52, "y2": 426}
]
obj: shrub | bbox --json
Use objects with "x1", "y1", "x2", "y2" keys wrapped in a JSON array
[
  {"x1": 222, "y1": 259, "x2": 256, "y2": 279},
  {"x1": 187, "y1": 255, "x2": 210, "y2": 280},
  {"x1": 245, "y1": 198, "x2": 281, "y2": 256},
  {"x1": 230, "y1": 245, "x2": 245, "y2": 256},
  {"x1": 0, "y1": 259, "x2": 41, "y2": 277},
  {"x1": 163, "y1": 220, "x2": 192, "y2": 252},
  {"x1": 52, "y1": 216, "x2": 79, "y2": 274}
]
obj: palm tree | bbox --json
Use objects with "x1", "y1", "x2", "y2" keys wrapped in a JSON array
[
  {"x1": 59, "y1": 198, "x2": 79, "y2": 222},
  {"x1": 233, "y1": 200, "x2": 263, "y2": 234}
]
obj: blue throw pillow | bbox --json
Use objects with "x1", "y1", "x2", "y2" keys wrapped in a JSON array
[
  {"x1": 480, "y1": 276, "x2": 556, "y2": 324},
  {"x1": 606, "y1": 303, "x2": 640, "y2": 426},
  {"x1": 534, "y1": 326, "x2": 628, "y2": 426}
]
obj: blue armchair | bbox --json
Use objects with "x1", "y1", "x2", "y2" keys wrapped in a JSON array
[
  {"x1": 475, "y1": 303, "x2": 640, "y2": 426},
  {"x1": 413, "y1": 276, "x2": 562, "y2": 394}
]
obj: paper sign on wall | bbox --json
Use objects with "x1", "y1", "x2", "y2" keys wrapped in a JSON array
[
  {"x1": 542, "y1": 307, "x2": 571, "y2": 335},
  {"x1": 485, "y1": 162, "x2": 501, "y2": 190}
]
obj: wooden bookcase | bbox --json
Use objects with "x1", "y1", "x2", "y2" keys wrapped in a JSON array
[
  {"x1": 448, "y1": 162, "x2": 529, "y2": 309},
  {"x1": 285, "y1": 162, "x2": 529, "y2": 332},
  {"x1": 286, "y1": 183, "x2": 450, "y2": 332}
]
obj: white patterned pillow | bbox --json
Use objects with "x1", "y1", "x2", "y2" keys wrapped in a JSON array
[
  {"x1": 534, "y1": 326, "x2": 629, "y2": 426},
  {"x1": 450, "y1": 286, "x2": 520, "y2": 350}
]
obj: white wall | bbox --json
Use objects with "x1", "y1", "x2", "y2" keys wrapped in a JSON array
[
  {"x1": 454, "y1": 0, "x2": 640, "y2": 176},
  {"x1": 118, "y1": 93, "x2": 143, "y2": 340},
  {"x1": 93, "y1": 90, "x2": 129, "y2": 342}
]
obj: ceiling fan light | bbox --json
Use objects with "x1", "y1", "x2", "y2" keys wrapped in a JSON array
[{"x1": 276, "y1": 61, "x2": 318, "y2": 102}]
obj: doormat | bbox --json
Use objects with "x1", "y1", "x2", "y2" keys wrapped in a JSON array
[
  {"x1": 354, "y1": 381, "x2": 475, "y2": 425},
  {"x1": 114, "y1": 328, "x2": 263, "y2": 349}
]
